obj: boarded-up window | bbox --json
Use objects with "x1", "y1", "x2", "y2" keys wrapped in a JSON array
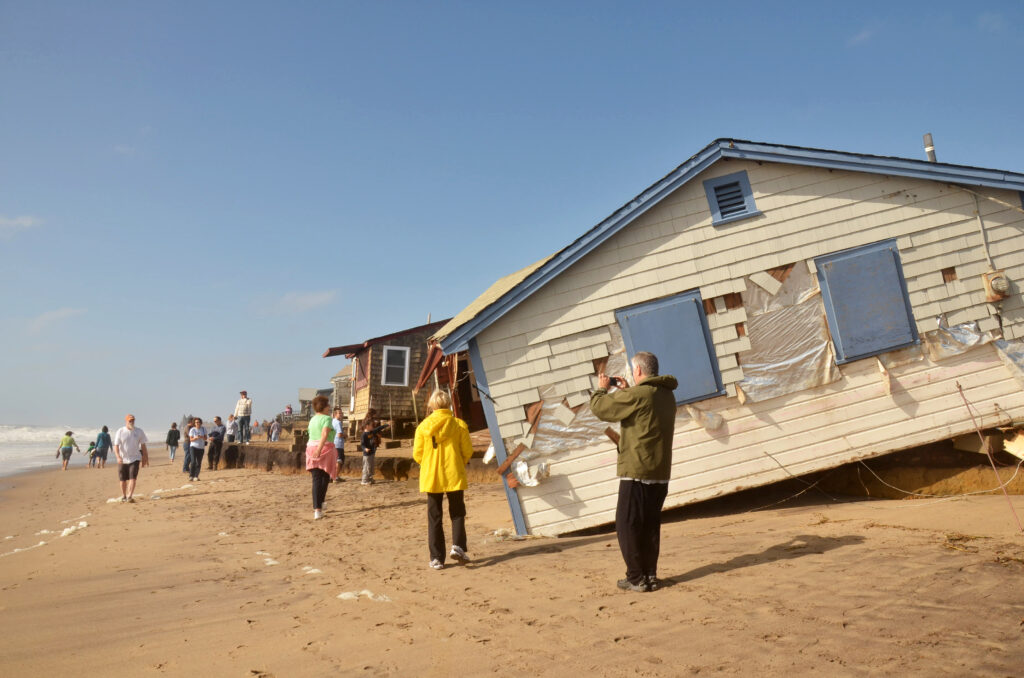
[
  {"x1": 381, "y1": 345, "x2": 411, "y2": 386},
  {"x1": 615, "y1": 291, "x2": 724, "y2": 404},
  {"x1": 815, "y1": 240, "x2": 918, "y2": 364},
  {"x1": 354, "y1": 351, "x2": 370, "y2": 392}
]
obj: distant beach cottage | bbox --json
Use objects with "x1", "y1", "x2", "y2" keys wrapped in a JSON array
[
  {"x1": 432, "y1": 138, "x2": 1024, "y2": 536},
  {"x1": 323, "y1": 320, "x2": 449, "y2": 432},
  {"x1": 330, "y1": 365, "x2": 353, "y2": 414}
]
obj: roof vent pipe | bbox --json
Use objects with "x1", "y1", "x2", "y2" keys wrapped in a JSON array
[{"x1": 923, "y1": 133, "x2": 937, "y2": 162}]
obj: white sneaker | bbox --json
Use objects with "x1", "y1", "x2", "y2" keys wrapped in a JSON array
[
  {"x1": 428, "y1": 558, "x2": 443, "y2": 570},
  {"x1": 313, "y1": 509, "x2": 323, "y2": 520},
  {"x1": 449, "y1": 545, "x2": 470, "y2": 564}
]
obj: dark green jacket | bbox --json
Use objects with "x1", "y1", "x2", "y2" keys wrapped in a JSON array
[{"x1": 590, "y1": 375, "x2": 679, "y2": 481}]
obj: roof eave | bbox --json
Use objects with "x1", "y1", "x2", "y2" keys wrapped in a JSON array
[{"x1": 438, "y1": 138, "x2": 1024, "y2": 354}]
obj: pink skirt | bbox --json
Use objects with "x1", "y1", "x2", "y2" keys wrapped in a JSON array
[{"x1": 305, "y1": 441, "x2": 338, "y2": 480}]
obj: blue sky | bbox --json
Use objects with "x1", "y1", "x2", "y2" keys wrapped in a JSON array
[{"x1": 2, "y1": 1, "x2": 1022, "y2": 429}]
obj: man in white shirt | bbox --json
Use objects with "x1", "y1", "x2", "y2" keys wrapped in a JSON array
[
  {"x1": 113, "y1": 414, "x2": 149, "y2": 503},
  {"x1": 234, "y1": 390, "x2": 253, "y2": 444}
]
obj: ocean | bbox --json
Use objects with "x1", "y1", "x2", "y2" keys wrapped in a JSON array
[{"x1": 0, "y1": 425, "x2": 105, "y2": 477}]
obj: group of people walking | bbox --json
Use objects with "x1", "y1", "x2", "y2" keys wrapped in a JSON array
[
  {"x1": 304, "y1": 389, "x2": 474, "y2": 570},
  {"x1": 56, "y1": 427, "x2": 113, "y2": 470},
  {"x1": 53, "y1": 350, "x2": 676, "y2": 588}
]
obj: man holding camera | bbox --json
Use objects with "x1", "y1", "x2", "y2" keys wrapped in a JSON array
[{"x1": 590, "y1": 351, "x2": 678, "y2": 593}]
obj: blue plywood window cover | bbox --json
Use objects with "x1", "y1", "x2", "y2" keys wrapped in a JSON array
[
  {"x1": 615, "y1": 291, "x2": 725, "y2": 405},
  {"x1": 816, "y1": 240, "x2": 919, "y2": 364},
  {"x1": 702, "y1": 170, "x2": 762, "y2": 226}
]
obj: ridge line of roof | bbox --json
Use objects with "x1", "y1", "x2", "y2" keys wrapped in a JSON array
[{"x1": 437, "y1": 138, "x2": 1024, "y2": 354}]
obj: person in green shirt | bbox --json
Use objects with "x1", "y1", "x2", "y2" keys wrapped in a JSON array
[
  {"x1": 56, "y1": 431, "x2": 81, "y2": 471},
  {"x1": 305, "y1": 395, "x2": 338, "y2": 519}
]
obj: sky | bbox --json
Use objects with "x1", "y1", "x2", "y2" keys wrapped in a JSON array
[{"x1": 2, "y1": 1, "x2": 1023, "y2": 429}]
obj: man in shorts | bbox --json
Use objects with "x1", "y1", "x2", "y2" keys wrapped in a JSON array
[{"x1": 113, "y1": 414, "x2": 149, "y2": 503}]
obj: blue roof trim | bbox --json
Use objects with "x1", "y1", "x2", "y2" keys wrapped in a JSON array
[{"x1": 439, "y1": 139, "x2": 1024, "y2": 354}]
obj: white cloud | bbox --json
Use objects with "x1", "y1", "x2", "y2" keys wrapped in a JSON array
[
  {"x1": 977, "y1": 12, "x2": 1006, "y2": 34},
  {"x1": 27, "y1": 308, "x2": 87, "y2": 334},
  {"x1": 268, "y1": 291, "x2": 337, "y2": 314},
  {"x1": 0, "y1": 215, "x2": 42, "y2": 238},
  {"x1": 846, "y1": 28, "x2": 874, "y2": 46},
  {"x1": 114, "y1": 144, "x2": 137, "y2": 157}
]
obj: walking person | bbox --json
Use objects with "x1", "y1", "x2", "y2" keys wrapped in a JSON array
[
  {"x1": 166, "y1": 422, "x2": 180, "y2": 461},
  {"x1": 413, "y1": 389, "x2": 474, "y2": 570},
  {"x1": 56, "y1": 431, "x2": 81, "y2": 470},
  {"x1": 331, "y1": 407, "x2": 346, "y2": 482},
  {"x1": 269, "y1": 418, "x2": 281, "y2": 442},
  {"x1": 590, "y1": 351, "x2": 678, "y2": 593},
  {"x1": 112, "y1": 414, "x2": 149, "y2": 503},
  {"x1": 207, "y1": 416, "x2": 226, "y2": 470},
  {"x1": 234, "y1": 390, "x2": 252, "y2": 444},
  {"x1": 305, "y1": 395, "x2": 337, "y2": 519},
  {"x1": 187, "y1": 417, "x2": 207, "y2": 481},
  {"x1": 93, "y1": 425, "x2": 112, "y2": 469}
]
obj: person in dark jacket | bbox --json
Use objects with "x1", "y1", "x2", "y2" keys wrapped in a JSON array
[
  {"x1": 165, "y1": 423, "x2": 180, "y2": 462},
  {"x1": 590, "y1": 351, "x2": 678, "y2": 593}
]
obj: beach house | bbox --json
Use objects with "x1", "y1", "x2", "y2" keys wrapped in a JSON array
[
  {"x1": 432, "y1": 138, "x2": 1024, "y2": 536},
  {"x1": 323, "y1": 319, "x2": 450, "y2": 434}
]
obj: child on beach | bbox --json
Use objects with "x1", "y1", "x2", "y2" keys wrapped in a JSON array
[
  {"x1": 360, "y1": 420, "x2": 388, "y2": 485},
  {"x1": 87, "y1": 442, "x2": 97, "y2": 467}
]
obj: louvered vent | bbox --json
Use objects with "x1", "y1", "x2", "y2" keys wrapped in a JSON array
[{"x1": 713, "y1": 181, "x2": 746, "y2": 217}]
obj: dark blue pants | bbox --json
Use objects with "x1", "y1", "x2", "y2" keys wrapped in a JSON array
[{"x1": 189, "y1": 447, "x2": 205, "y2": 479}]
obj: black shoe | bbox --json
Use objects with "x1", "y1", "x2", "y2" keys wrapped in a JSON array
[
  {"x1": 645, "y1": 575, "x2": 659, "y2": 592},
  {"x1": 616, "y1": 578, "x2": 648, "y2": 593}
]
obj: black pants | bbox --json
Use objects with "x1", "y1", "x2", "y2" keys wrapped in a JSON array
[
  {"x1": 427, "y1": 490, "x2": 466, "y2": 563},
  {"x1": 189, "y1": 448, "x2": 205, "y2": 479},
  {"x1": 616, "y1": 479, "x2": 668, "y2": 584},
  {"x1": 310, "y1": 468, "x2": 330, "y2": 509},
  {"x1": 208, "y1": 439, "x2": 222, "y2": 469}
]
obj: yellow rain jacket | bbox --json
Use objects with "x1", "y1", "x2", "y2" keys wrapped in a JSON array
[{"x1": 413, "y1": 408, "x2": 474, "y2": 493}]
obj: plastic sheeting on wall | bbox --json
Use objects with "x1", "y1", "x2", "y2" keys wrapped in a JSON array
[
  {"x1": 737, "y1": 263, "x2": 841, "y2": 403},
  {"x1": 922, "y1": 316, "x2": 992, "y2": 362},
  {"x1": 994, "y1": 338, "x2": 1024, "y2": 389}
]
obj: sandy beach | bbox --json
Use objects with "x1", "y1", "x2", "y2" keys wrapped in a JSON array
[{"x1": 1, "y1": 456, "x2": 1023, "y2": 677}]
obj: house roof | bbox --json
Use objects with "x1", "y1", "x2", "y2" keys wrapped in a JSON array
[
  {"x1": 332, "y1": 364, "x2": 352, "y2": 379},
  {"x1": 323, "y1": 319, "x2": 451, "y2": 358},
  {"x1": 435, "y1": 138, "x2": 1024, "y2": 354}
]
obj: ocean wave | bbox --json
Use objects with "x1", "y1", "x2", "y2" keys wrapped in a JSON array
[{"x1": 0, "y1": 425, "x2": 100, "y2": 444}]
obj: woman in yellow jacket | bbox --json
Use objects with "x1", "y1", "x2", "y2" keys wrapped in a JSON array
[{"x1": 413, "y1": 389, "x2": 474, "y2": 570}]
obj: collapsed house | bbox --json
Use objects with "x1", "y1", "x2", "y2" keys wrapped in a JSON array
[{"x1": 432, "y1": 138, "x2": 1024, "y2": 536}]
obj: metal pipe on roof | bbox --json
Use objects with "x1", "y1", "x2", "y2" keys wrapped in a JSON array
[{"x1": 923, "y1": 133, "x2": 937, "y2": 162}]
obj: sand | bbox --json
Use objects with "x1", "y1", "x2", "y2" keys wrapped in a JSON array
[{"x1": 1, "y1": 457, "x2": 1023, "y2": 677}]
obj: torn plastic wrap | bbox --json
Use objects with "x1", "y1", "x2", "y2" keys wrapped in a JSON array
[
  {"x1": 519, "y1": 384, "x2": 616, "y2": 458},
  {"x1": 737, "y1": 271, "x2": 840, "y2": 403},
  {"x1": 512, "y1": 460, "x2": 550, "y2": 487},
  {"x1": 994, "y1": 338, "x2": 1024, "y2": 389},
  {"x1": 922, "y1": 316, "x2": 992, "y2": 361}
]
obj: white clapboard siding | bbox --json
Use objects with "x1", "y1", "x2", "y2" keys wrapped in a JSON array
[
  {"x1": 471, "y1": 160, "x2": 1024, "y2": 534},
  {"x1": 517, "y1": 345, "x2": 1024, "y2": 535}
]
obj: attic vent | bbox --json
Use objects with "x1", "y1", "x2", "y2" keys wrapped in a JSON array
[
  {"x1": 702, "y1": 170, "x2": 761, "y2": 226},
  {"x1": 713, "y1": 181, "x2": 746, "y2": 218}
]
